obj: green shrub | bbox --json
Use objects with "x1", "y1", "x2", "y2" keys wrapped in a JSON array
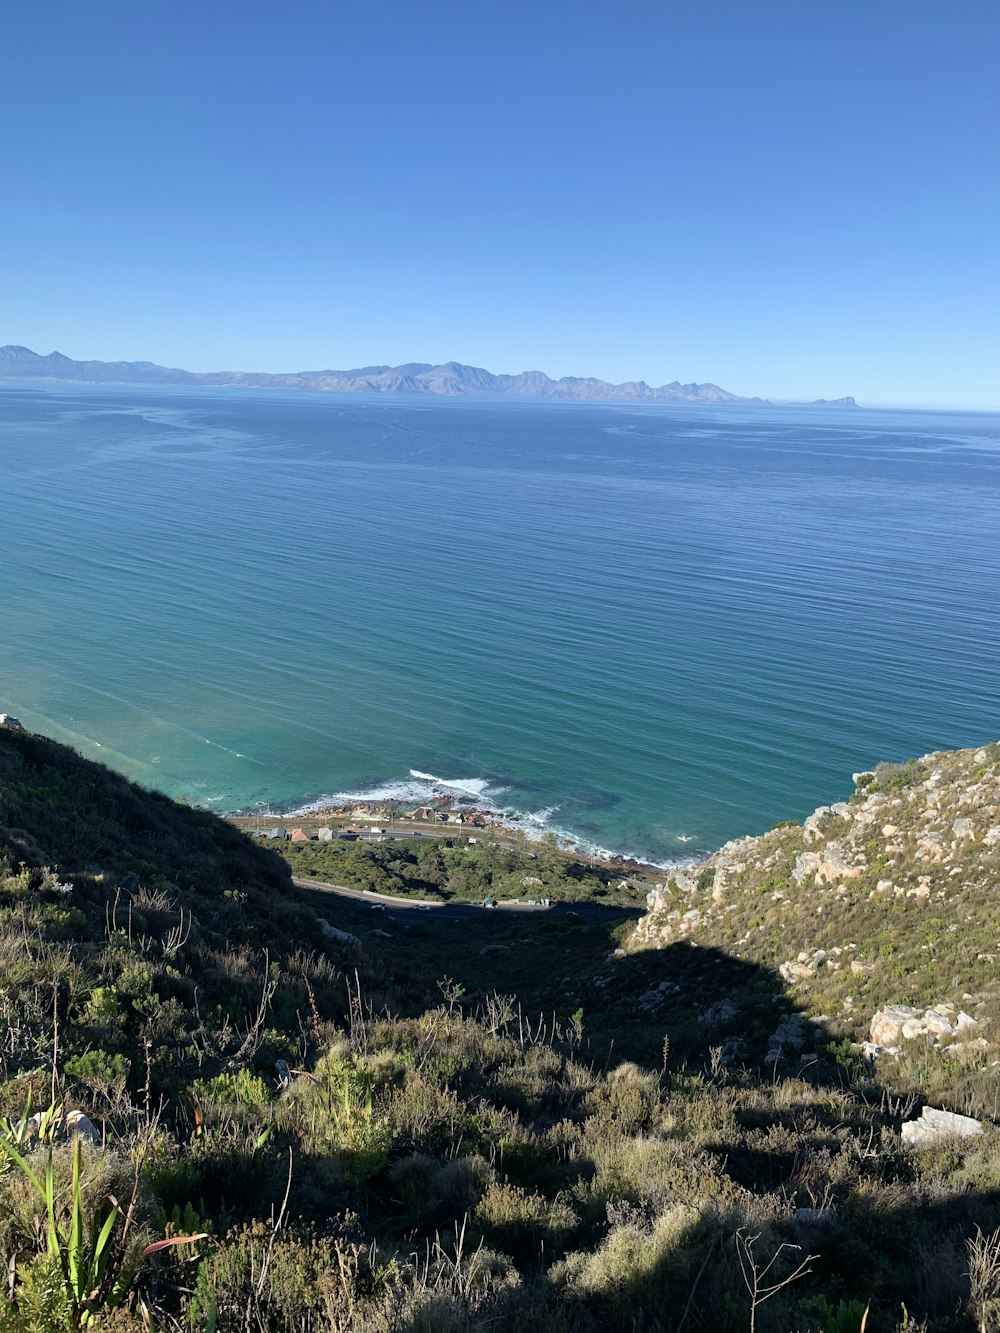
[
  {"x1": 64, "y1": 1049, "x2": 130, "y2": 1091},
  {"x1": 83, "y1": 988, "x2": 121, "y2": 1029},
  {"x1": 190, "y1": 1069, "x2": 272, "y2": 1107},
  {"x1": 473, "y1": 1180, "x2": 579, "y2": 1268}
]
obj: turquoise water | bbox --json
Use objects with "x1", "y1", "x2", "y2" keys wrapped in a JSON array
[{"x1": 1, "y1": 381, "x2": 998, "y2": 863}]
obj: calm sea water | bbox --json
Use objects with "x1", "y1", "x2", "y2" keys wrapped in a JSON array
[{"x1": 1, "y1": 382, "x2": 997, "y2": 862}]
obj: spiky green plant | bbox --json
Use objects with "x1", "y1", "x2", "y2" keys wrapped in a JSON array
[{"x1": 0, "y1": 1112, "x2": 207, "y2": 1328}]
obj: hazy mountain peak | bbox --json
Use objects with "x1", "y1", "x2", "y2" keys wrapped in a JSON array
[{"x1": 0, "y1": 344, "x2": 849, "y2": 405}]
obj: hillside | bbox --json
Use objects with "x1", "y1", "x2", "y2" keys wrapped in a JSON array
[
  {"x1": 0, "y1": 344, "x2": 773, "y2": 403},
  {"x1": 3, "y1": 724, "x2": 1000, "y2": 1332},
  {"x1": 627, "y1": 741, "x2": 1000, "y2": 1112}
]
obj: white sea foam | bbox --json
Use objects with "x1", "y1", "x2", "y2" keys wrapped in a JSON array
[
  {"x1": 408, "y1": 770, "x2": 496, "y2": 798},
  {"x1": 287, "y1": 770, "x2": 700, "y2": 872}
]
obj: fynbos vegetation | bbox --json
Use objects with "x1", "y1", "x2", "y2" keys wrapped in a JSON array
[{"x1": 2, "y1": 726, "x2": 1000, "y2": 1330}]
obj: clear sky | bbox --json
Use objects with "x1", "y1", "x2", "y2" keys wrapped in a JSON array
[{"x1": 2, "y1": 1, "x2": 998, "y2": 407}]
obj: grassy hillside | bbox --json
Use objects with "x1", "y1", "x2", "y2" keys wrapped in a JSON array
[
  {"x1": 628, "y1": 741, "x2": 1000, "y2": 1115},
  {"x1": 3, "y1": 727, "x2": 1000, "y2": 1332}
]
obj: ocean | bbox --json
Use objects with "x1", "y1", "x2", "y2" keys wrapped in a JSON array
[{"x1": 1, "y1": 381, "x2": 997, "y2": 863}]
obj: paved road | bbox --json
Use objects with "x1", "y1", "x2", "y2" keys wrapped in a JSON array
[{"x1": 291, "y1": 876, "x2": 638, "y2": 925}]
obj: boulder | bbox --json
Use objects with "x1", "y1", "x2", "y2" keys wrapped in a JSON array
[
  {"x1": 862, "y1": 1040, "x2": 899, "y2": 1060},
  {"x1": 23, "y1": 1109, "x2": 100, "y2": 1146},
  {"x1": 901, "y1": 1106, "x2": 983, "y2": 1149},
  {"x1": 64, "y1": 1111, "x2": 100, "y2": 1145},
  {"x1": 765, "y1": 1014, "x2": 809, "y2": 1066},
  {"x1": 319, "y1": 920, "x2": 362, "y2": 949},
  {"x1": 699, "y1": 999, "x2": 737, "y2": 1028},
  {"x1": 870, "y1": 1005, "x2": 919, "y2": 1047},
  {"x1": 793, "y1": 843, "x2": 861, "y2": 886},
  {"x1": 780, "y1": 960, "x2": 816, "y2": 983}
]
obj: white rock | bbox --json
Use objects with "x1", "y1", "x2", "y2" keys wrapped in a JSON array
[
  {"x1": 901, "y1": 1019, "x2": 928, "y2": 1041},
  {"x1": 921, "y1": 1011, "x2": 955, "y2": 1039},
  {"x1": 64, "y1": 1111, "x2": 100, "y2": 1144},
  {"x1": 319, "y1": 921, "x2": 362, "y2": 949},
  {"x1": 870, "y1": 1005, "x2": 919, "y2": 1047},
  {"x1": 902, "y1": 1106, "x2": 982, "y2": 1149},
  {"x1": 862, "y1": 1040, "x2": 899, "y2": 1060},
  {"x1": 780, "y1": 960, "x2": 815, "y2": 983}
]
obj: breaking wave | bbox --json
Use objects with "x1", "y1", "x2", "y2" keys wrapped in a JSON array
[{"x1": 289, "y1": 769, "x2": 699, "y2": 871}]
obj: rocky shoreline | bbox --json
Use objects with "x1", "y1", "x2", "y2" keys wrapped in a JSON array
[{"x1": 237, "y1": 791, "x2": 668, "y2": 879}]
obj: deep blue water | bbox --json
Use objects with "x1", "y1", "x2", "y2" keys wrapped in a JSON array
[{"x1": 1, "y1": 381, "x2": 997, "y2": 862}]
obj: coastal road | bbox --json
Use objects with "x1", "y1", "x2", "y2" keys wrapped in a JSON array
[{"x1": 291, "y1": 876, "x2": 637, "y2": 925}]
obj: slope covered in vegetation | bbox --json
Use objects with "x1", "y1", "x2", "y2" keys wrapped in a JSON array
[
  {"x1": 629, "y1": 742, "x2": 1000, "y2": 1113},
  {"x1": 2, "y1": 727, "x2": 1000, "y2": 1332}
]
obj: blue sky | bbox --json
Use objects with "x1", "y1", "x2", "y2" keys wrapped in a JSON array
[{"x1": 2, "y1": 1, "x2": 998, "y2": 407}]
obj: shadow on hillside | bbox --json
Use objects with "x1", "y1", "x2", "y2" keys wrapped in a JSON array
[
  {"x1": 393, "y1": 1185, "x2": 1000, "y2": 1333},
  {"x1": 578, "y1": 938, "x2": 804, "y2": 1074},
  {"x1": 0, "y1": 728, "x2": 291, "y2": 897}
]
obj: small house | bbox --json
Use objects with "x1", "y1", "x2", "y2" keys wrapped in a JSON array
[
  {"x1": 290, "y1": 828, "x2": 312, "y2": 843},
  {"x1": 317, "y1": 827, "x2": 334, "y2": 841},
  {"x1": 267, "y1": 827, "x2": 289, "y2": 840}
]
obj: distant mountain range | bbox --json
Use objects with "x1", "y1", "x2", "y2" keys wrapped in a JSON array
[{"x1": 0, "y1": 345, "x2": 855, "y2": 406}]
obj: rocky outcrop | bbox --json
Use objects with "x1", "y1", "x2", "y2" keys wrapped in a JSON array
[
  {"x1": 779, "y1": 946, "x2": 854, "y2": 982},
  {"x1": 629, "y1": 742, "x2": 1000, "y2": 1059},
  {"x1": 869, "y1": 1004, "x2": 981, "y2": 1054}
]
